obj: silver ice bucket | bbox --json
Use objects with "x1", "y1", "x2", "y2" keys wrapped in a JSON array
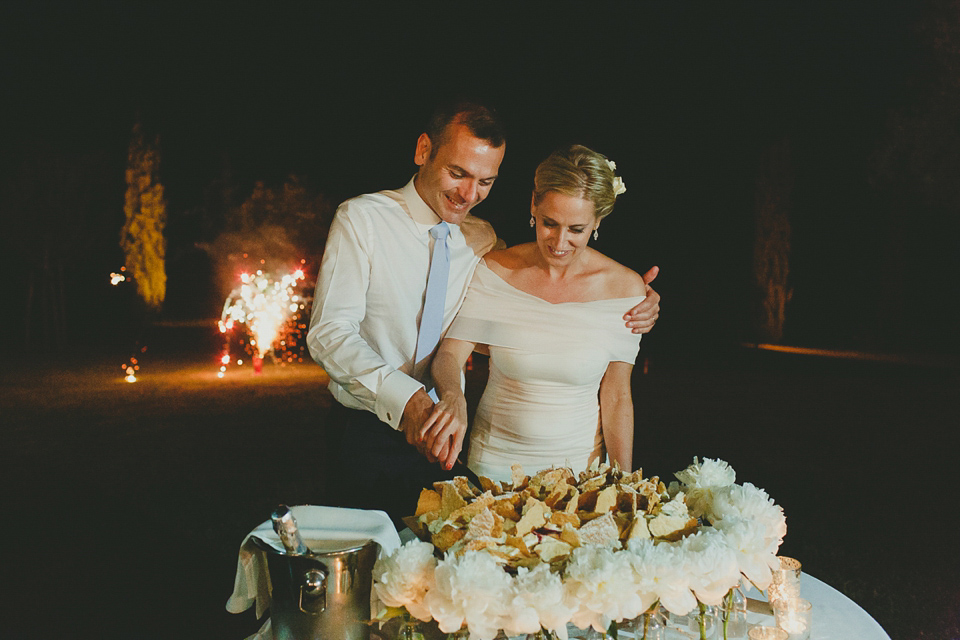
[{"x1": 253, "y1": 537, "x2": 379, "y2": 640}]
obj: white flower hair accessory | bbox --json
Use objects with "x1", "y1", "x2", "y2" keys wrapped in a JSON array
[
  {"x1": 612, "y1": 176, "x2": 626, "y2": 197},
  {"x1": 606, "y1": 159, "x2": 627, "y2": 197}
]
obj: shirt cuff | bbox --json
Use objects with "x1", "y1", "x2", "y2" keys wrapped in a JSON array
[{"x1": 375, "y1": 370, "x2": 425, "y2": 430}]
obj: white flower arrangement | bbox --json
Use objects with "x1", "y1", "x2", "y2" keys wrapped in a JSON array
[{"x1": 373, "y1": 458, "x2": 786, "y2": 640}]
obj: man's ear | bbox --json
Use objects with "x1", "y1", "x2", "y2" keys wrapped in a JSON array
[{"x1": 414, "y1": 133, "x2": 431, "y2": 166}]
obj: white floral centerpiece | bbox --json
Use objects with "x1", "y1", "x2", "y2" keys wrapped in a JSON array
[{"x1": 373, "y1": 458, "x2": 786, "y2": 640}]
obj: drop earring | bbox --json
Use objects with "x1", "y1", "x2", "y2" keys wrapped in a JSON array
[
  {"x1": 593, "y1": 228, "x2": 599, "y2": 241},
  {"x1": 529, "y1": 217, "x2": 536, "y2": 228}
]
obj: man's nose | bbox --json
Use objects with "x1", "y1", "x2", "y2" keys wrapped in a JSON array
[{"x1": 459, "y1": 180, "x2": 479, "y2": 203}]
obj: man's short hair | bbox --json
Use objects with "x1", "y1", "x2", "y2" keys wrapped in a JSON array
[{"x1": 425, "y1": 98, "x2": 506, "y2": 156}]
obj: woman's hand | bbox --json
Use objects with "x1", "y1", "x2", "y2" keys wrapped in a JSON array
[
  {"x1": 427, "y1": 337, "x2": 479, "y2": 469},
  {"x1": 419, "y1": 393, "x2": 469, "y2": 470}
]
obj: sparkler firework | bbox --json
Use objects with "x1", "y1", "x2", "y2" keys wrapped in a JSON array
[{"x1": 218, "y1": 264, "x2": 310, "y2": 375}]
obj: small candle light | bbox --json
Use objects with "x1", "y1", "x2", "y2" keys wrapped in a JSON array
[
  {"x1": 747, "y1": 626, "x2": 788, "y2": 640},
  {"x1": 772, "y1": 598, "x2": 812, "y2": 640},
  {"x1": 768, "y1": 556, "x2": 802, "y2": 604}
]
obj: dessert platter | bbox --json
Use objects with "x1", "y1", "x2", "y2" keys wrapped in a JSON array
[{"x1": 373, "y1": 458, "x2": 788, "y2": 639}]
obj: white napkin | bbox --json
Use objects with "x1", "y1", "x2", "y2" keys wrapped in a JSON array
[{"x1": 226, "y1": 505, "x2": 400, "y2": 621}]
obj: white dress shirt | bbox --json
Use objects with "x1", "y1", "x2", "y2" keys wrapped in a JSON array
[{"x1": 307, "y1": 177, "x2": 498, "y2": 430}]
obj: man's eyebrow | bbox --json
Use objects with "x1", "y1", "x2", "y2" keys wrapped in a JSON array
[{"x1": 449, "y1": 164, "x2": 498, "y2": 181}]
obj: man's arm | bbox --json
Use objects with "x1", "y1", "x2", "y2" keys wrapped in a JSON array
[
  {"x1": 306, "y1": 206, "x2": 423, "y2": 430},
  {"x1": 399, "y1": 388, "x2": 438, "y2": 462},
  {"x1": 624, "y1": 266, "x2": 660, "y2": 334}
]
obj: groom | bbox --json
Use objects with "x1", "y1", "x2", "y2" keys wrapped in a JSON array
[{"x1": 307, "y1": 99, "x2": 660, "y2": 523}]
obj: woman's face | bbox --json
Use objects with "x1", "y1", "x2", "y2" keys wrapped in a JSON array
[{"x1": 532, "y1": 191, "x2": 597, "y2": 264}]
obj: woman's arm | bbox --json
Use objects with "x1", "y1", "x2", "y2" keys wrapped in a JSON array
[
  {"x1": 598, "y1": 361, "x2": 635, "y2": 472},
  {"x1": 421, "y1": 338, "x2": 478, "y2": 470}
]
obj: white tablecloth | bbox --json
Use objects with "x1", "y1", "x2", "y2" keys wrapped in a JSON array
[{"x1": 743, "y1": 573, "x2": 890, "y2": 640}]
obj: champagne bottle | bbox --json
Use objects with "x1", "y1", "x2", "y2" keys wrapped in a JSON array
[{"x1": 271, "y1": 504, "x2": 310, "y2": 555}]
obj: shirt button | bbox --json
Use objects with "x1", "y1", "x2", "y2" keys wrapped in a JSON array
[{"x1": 386, "y1": 412, "x2": 392, "y2": 421}]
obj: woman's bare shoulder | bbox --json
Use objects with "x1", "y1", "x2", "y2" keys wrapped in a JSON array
[{"x1": 592, "y1": 252, "x2": 647, "y2": 298}]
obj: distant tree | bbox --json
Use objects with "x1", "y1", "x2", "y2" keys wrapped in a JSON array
[
  {"x1": 2, "y1": 151, "x2": 106, "y2": 350},
  {"x1": 872, "y1": 0, "x2": 960, "y2": 211},
  {"x1": 121, "y1": 120, "x2": 167, "y2": 312},
  {"x1": 869, "y1": 0, "x2": 960, "y2": 346},
  {"x1": 753, "y1": 138, "x2": 794, "y2": 343}
]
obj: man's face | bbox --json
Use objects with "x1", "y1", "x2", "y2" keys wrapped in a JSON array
[{"x1": 414, "y1": 123, "x2": 505, "y2": 226}]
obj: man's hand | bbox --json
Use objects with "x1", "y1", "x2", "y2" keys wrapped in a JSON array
[
  {"x1": 399, "y1": 389, "x2": 437, "y2": 462},
  {"x1": 625, "y1": 266, "x2": 660, "y2": 334},
  {"x1": 419, "y1": 393, "x2": 469, "y2": 471}
]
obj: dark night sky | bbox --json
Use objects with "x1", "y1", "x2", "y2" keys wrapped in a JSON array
[{"x1": 3, "y1": 2, "x2": 957, "y2": 356}]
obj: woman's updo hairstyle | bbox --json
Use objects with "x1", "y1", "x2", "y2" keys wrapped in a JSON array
[{"x1": 533, "y1": 144, "x2": 621, "y2": 222}]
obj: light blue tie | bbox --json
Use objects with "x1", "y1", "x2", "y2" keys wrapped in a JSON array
[{"x1": 415, "y1": 222, "x2": 451, "y2": 370}]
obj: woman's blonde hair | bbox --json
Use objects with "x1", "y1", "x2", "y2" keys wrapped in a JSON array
[{"x1": 533, "y1": 144, "x2": 620, "y2": 221}]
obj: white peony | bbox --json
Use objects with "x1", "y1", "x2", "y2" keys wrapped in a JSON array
[
  {"x1": 425, "y1": 550, "x2": 514, "y2": 640},
  {"x1": 626, "y1": 539, "x2": 698, "y2": 617},
  {"x1": 713, "y1": 517, "x2": 777, "y2": 590},
  {"x1": 675, "y1": 457, "x2": 737, "y2": 489},
  {"x1": 563, "y1": 545, "x2": 651, "y2": 631},
  {"x1": 679, "y1": 530, "x2": 741, "y2": 605},
  {"x1": 372, "y1": 540, "x2": 437, "y2": 621},
  {"x1": 710, "y1": 482, "x2": 787, "y2": 546},
  {"x1": 709, "y1": 481, "x2": 786, "y2": 589},
  {"x1": 505, "y1": 564, "x2": 572, "y2": 639},
  {"x1": 676, "y1": 457, "x2": 738, "y2": 518}
]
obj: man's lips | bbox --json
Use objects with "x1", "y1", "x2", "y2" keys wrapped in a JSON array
[{"x1": 445, "y1": 194, "x2": 468, "y2": 210}]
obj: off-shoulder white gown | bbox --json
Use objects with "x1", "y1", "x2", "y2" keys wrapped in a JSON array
[{"x1": 445, "y1": 261, "x2": 643, "y2": 484}]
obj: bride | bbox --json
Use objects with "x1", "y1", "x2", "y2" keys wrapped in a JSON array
[{"x1": 420, "y1": 144, "x2": 647, "y2": 483}]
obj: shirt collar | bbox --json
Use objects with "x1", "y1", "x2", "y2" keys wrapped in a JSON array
[{"x1": 400, "y1": 176, "x2": 442, "y2": 226}]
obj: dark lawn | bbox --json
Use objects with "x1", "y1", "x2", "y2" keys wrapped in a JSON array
[{"x1": 1, "y1": 326, "x2": 957, "y2": 640}]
